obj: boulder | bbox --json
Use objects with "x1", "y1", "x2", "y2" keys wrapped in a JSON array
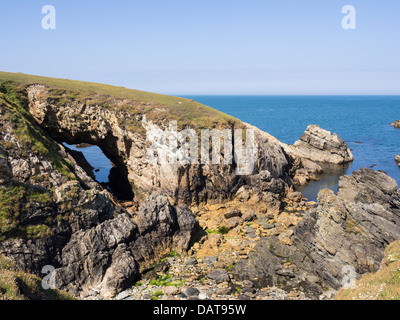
[
  {"x1": 391, "y1": 120, "x2": 400, "y2": 128},
  {"x1": 207, "y1": 269, "x2": 231, "y2": 283},
  {"x1": 224, "y1": 208, "x2": 242, "y2": 219},
  {"x1": 395, "y1": 155, "x2": 400, "y2": 167},
  {"x1": 287, "y1": 125, "x2": 354, "y2": 164}
]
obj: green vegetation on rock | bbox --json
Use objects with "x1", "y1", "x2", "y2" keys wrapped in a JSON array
[
  {"x1": 0, "y1": 255, "x2": 74, "y2": 300},
  {"x1": 335, "y1": 239, "x2": 400, "y2": 300},
  {"x1": 0, "y1": 71, "x2": 242, "y2": 133},
  {"x1": 0, "y1": 182, "x2": 53, "y2": 241},
  {"x1": 0, "y1": 81, "x2": 76, "y2": 180}
]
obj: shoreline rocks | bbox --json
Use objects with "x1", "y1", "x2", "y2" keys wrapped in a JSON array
[
  {"x1": 287, "y1": 125, "x2": 354, "y2": 165},
  {"x1": 26, "y1": 85, "x2": 294, "y2": 206},
  {"x1": 395, "y1": 155, "x2": 400, "y2": 167},
  {"x1": 234, "y1": 168, "x2": 400, "y2": 298},
  {"x1": 391, "y1": 120, "x2": 400, "y2": 128}
]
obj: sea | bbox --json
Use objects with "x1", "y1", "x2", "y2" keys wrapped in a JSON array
[
  {"x1": 64, "y1": 96, "x2": 400, "y2": 201},
  {"x1": 183, "y1": 95, "x2": 400, "y2": 200}
]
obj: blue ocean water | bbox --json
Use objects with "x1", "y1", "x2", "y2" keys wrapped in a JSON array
[
  {"x1": 182, "y1": 95, "x2": 400, "y2": 200},
  {"x1": 63, "y1": 143, "x2": 112, "y2": 183}
]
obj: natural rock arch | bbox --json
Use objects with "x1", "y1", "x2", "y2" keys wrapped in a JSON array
[{"x1": 26, "y1": 84, "x2": 293, "y2": 205}]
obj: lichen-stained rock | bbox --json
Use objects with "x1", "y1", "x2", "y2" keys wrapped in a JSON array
[
  {"x1": 131, "y1": 193, "x2": 203, "y2": 266},
  {"x1": 54, "y1": 214, "x2": 138, "y2": 297},
  {"x1": 26, "y1": 85, "x2": 293, "y2": 205},
  {"x1": 294, "y1": 168, "x2": 400, "y2": 290},
  {"x1": 286, "y1": 125, "x2": 354, "y2": 164},
  {"x1": 391, "y1": 120, "x2": 400, "y2": 128},
  {"x1": 234, "y1": 168, "x2": 400, "y2": 298}
]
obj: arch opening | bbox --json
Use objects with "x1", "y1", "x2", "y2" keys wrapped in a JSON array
[{"x1": 63, "y1": 142, "x2": 134, "y2": 201}]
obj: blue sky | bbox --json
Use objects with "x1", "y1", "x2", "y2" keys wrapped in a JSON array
[{"x1": 0, "y1": 0, "x2": 399, "y2": 94}]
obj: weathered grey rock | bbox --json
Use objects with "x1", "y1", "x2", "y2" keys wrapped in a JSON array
[
  {"x1": 286, "y1": 125, "x2": 354, "y2": 164},
  {"x1": 226, "y1": 216, "x2": 241, "y2": 229},
  {"x1": 294, "y1": 168, "x2": 400, "y2": 289},
  {"x1": 207, "y1": 269, "x2": 230, "y2": 283},
  {"x1": 242, "y1": 211, "x2": 256, "y2": 222},
  {"x1": 132, "y1": 193, "x2": 203, "y2": 266},
  {"x1": 0, "y1": 143, "x2": 12, "y2": 181},
  {"x1": 234, "y1": 168, "x2": 400, "y2": 298},
  {"x1": 186, "y1": 257, "x2": 198, "y2": 266},
  {"x1": 286, "y1": 191, "x2": 303, "y2": 203},
  {"x1": 395, "y1": 155, "x2": 400, "y2": 167},
  {"x1": 224, "y1": 208, "x2": 242, "y2": 219},
  {"x1": 115, "y1": 291, "x2": 131, "y2": 300},
  {"x1": 185, "y1": 287, "x2": 200, "y2": 297}
]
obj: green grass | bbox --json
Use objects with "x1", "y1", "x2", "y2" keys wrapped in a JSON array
[
  {"x1": 0, "y1": 182, "x2": 53, "y2": 241},
  {"x1": 0, "y1": 255, "x2": 74, "y2": 300},
  {"x1": 206, "y1": 226, "x2": 229, "y2": 235},
  {"x1": 0, "y1": 71, "x2": 243, "y2": 133},
  {"x1": 0, "y1": 82, "x2": 76, "y2": 180},
  {"x1": 167, "y1": 250, "x2": 181, "y2": 258},
  {"x1": 151, "y1": 290, "x2": 164, "y2": 300},
  {"x1": 226, "y1": 264, "x2": 236, "y2": 271},
  {"x1": 148, "y1": 274, "x2": 184, "y2": 287}
]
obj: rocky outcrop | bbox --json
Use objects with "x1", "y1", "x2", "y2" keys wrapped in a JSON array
[
  {"x1": 395, "y1": 155, "x2": 400, "y2": 167},
  {"x1": 391, "y1": 120, "x2": 400, "y2": 128},
  {"x1": 0, "y1": 142, "x2": 12, "y2": 181},
  {"x1": 1, "y1": 184, "x2": 202, "y2": 298},
  {"x1": 289, "y1": 157, "x2": 323, "y2": 186},
  {"x1": 285, "y1": 125, "x2": 354, "y2": 165},
  {"x1": 294, "y1": 168, "x2": 400, "y2": 289},
  {"x1": 0, "y1": 89, "x2": 203, "y2": 298},
  {"x1": 26, "y1": 85, "x2": 293, "y2": 205},
  {"x1": 234, "y1": 168, "x2": 400, "y2": 298}
]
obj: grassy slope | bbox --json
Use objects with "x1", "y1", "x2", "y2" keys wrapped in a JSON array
[
  {"x1": 0, "y1": 255, "x2": 74, "y2": 300},
  {"x1": 335, "y1": 239, "x2": 400, "y2": 300},
  {"x1": 0, "y1": 71, "x2": 242, "y2": 131}
]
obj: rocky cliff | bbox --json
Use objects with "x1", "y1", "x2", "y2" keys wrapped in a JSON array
[
  {"x1": 24, "y1": 83, "x2": 293, "y2": 206},
  {"x1": 234, "y1": 168, "x2": 400, "y2": 298},
  {"x1": 0, "y1": 81, "x2": 203, "y2": 298},
  {"x1": 1, "y1": 72, "x2": 399, "y2": 300}
]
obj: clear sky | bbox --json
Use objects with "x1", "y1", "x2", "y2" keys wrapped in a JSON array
[{"x1": 0, "y1": 0, "x2": 399, "y2": 95}]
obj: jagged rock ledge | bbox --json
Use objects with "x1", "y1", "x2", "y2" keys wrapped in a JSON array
[{"x1": 234, "y1": 168, "x2": 400, "y2": 298}]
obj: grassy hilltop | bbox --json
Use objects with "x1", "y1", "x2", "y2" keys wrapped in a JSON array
[{"x1": 0, "y1": 71, "x2": 242, "y2": 132}]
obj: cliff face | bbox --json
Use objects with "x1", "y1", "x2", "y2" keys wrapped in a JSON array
[
  {"x1": 0, "y1": 83, "x2": 203, "y2": 298},
  {"x1": 234, "y1": 168, "x2": 400, "y2": 298},
  {"x1": 0, "y1": 76, "x2": 296, "y2": 298},
  {"x1": 1, "y1": 73, "x2": 398, "y2": 300},
  {"x1": 26, "y1": 84, "x2": 293, "y2": 205}
]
